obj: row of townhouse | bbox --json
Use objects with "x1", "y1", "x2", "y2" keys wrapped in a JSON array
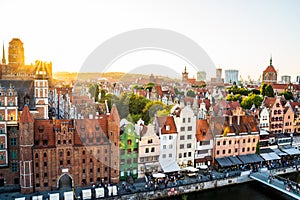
[{"x1": 259, "y1": 96, "x2": 300, "y2": 135}]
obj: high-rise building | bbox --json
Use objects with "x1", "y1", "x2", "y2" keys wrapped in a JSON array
[
  {"x1": 225, "y1": 69, "x2": 239, "y2": 84},
  {"x1": 296, "y1": 76, "x2": 300, "y2": 84},
  {"x1": 262, "y1": 57, "x2": 277, "y2": 84},
  {"x1": 281, "y1": 75, "x2": 291, "y2": 84},
  {"x1": 196, "y1": 71, "x2": 206, "y2": 81}
]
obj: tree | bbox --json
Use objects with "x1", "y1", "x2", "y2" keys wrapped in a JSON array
[
  {"x1": 241, "y1": 93, "x2": 263, "y2": 109},
  {"x1": 88, "y1": 84, "x2": 100, "y2": 101},
  {"x1": 279, "y1": 91, "x2": 293, "y2": 100},
  {"x1": 265, "y1": 84, "x2": 274, "y2": 97},
  {"x1": 145, "y1": 82, "x2": 155, "y2": 92},
  {"x1": 142, "y1": 101, "x2": 165, "y2": 124},
  {"x1": 226, "y1": 94, "x2": 242, "y2": 102},
  {"x1": 186, "y1": 90, "x2": 196, "y2": 97}
]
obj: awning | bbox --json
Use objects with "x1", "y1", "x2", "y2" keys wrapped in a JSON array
[
  {"x1": 184, "y1": 166, "x2": 199, "y2": 172},
  {"x1": 216, "y1": 156, "x2": 242, "y2": 167},
  {"x1": 238, "y1": 154, "x2": 263, "y2": 164},
  {"x1": 153, "y1": 173, "x2": 166, "y2": 178},
  {"x1": 260, "y1": 152, "x2": 281, "y2": 161},
  {"x1": 273, "y1": 148, "x2": 287, "y2": 156},
  {"x1": 160, "y1": 160, "x2": 180, "y2": 173},
  {"x1": 82, "y1": 189, "x2": 92, "y2": 200},
  {"x1": 64, "y1": 191, "x2": 74, "y2": 200},
  {"x1": 215, "y1": 157, "x2": 233, "y2": 167},
  {"x1": 281, "y1": 147, "x2": 300, "y2": 155},
  {"x1": 32, "y1": 196, "x2": 43, "y2": 200},
  {"x1": 228, "y1": 156, "x2": 243, "y2": 165}
]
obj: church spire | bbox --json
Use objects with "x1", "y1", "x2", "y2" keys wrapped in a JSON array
[
  {"x1": 270, "y1": 55, "x2": 272, "y2": 66},
  {"x1": 2, "y1": 42, "x2": 6, "y2": 65}
]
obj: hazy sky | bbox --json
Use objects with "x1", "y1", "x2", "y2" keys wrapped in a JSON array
[{"x1": 1, "y1": 0, "x2": 300, "y2": 81}]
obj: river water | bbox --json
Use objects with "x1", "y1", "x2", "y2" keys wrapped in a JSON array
[{"x1": 163, "y1": 176, "x2": 297, "y2": 200}]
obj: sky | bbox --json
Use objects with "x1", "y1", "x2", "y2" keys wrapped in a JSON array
[{"x1": 1, "y1": 0, "x2": 300, "y2": 81}]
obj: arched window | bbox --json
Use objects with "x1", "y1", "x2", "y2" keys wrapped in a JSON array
[
  {"x1": 35, "y1": 153, "x2": 39, "y2": 159},
  {"x1": 43, "y1": 152, "x2": 47, "y2": 158},
  {"x1": 67, "y1": 151, "x2": 70, "y2": 156}
]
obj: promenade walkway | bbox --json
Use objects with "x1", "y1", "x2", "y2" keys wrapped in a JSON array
[{"x1": 250, "y1": 172, "x2": 300, "y2": 200}]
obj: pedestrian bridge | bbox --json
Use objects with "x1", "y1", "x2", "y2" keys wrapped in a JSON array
[{"x1": 250, "y1": 172, "x2": 300, "y2": 200}]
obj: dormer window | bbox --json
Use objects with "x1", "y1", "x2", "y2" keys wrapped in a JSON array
[
  {"x1": 9, "y1": 92, "x2": 12, "y2": 96},
  {"x1": 38, "y1": 126, "x2": 44, "y2": 133}
]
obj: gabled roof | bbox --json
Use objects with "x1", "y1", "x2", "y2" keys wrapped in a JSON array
[
  {"x1": 263, "y1": 65, "x2": 277, "y2": 73},
  {"x1": 108, "y1": 104, "x2": 120, "y2": 123},
  {"x1": 19, "y1": 105, "x2": 34, "y2": 123},
  {"x1": 263, "y1": 97, "x2": 276, "y2": 108},
  {"x1": 158, "y1": 116, "x2": 177, "y2": 134},
  {"x1": 196, "y1": 120, "x2": 212, "y2": 141}
]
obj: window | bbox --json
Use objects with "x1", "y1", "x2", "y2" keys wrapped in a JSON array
[
  {"x1": 90, "y1": 158, "x2": 93, "y2": 163},
  {"x1": 151, "y1": 147, "x2": 155, "y2": 152},
  {"x1": 90, "y1": 168, "x2": 93, "y2": 173},
  {"x1": 44, "y1": 182, "x2": 48, "y2": 187},
  {"x1": 187, "y1": 143, "x2": 191, "y2": 148},
  {"x1": 82, "y1": 159, "x2": 85, "y2": 163},
  {"x1": 180, "y1": 127, "x2": 185, "y2": 131},
  {"x1": 223, "y1": 141, "x2": 226, "y2": 145},
  {"x1": 127, "y1": 149, "x2": 131, "y2": 154},
  {"x1": 169, "y1": 135, "x2": 173, "y2": 140},
  {"x1": 11, "y1": 151, "x2": 17, "y2": 159},
  {"x1": 180, "y1": 135, "x2": 185, "y2": 140},
  {"x1": 145, "y1": 148, "x2": 149, "y2": 153},
  {"x1": 243, "y1": 139, "x2": 245, "y2": 143},
  {"x1": 228, "y1": 149, "x2": 231, "y2": 154},
  {"x1": 169, "y1": 153, "x2": 172, "y2": 158},
  {"x1": 183, "y1": 118, "x2": 186, "y2": 123},
  {"x1": 163, "y1": 145, "x2": 167, "y2": 149},
  {"x1": 252, "y1": 147, "x2": 255, "y2": 151},
  {"x1": 188, "y1": 118, "x2": 191, "y2": 123},
  {"x1": 217, "y1": 141, "x2": 220, "y2": 146},
  {"x1": 44, "y1": 152, "x2": 47, "y2": 158},
  {"x1": 35, "y1": 162, "x2": 39, "y2": 167},
  {"x1": 127, "y1": 158, "x2": 131, "y2": 164},
  {"x1": 187, "y1": 126, "x2": 192, "y2": 131},
  {"x1": 247, "y1": 147, "x2": 250, "y2": 152},
  {"x1": 36, "y1": 173, "x2": 39, "y2": 178},
  {"x1": 253, "y1": 138, "x2": 256, "y2": 143},
  {"x1": 184, "y1": 153, "x2": 187, "y2": 157},
  {"x1": 82, "y1": 150, "x2": 85, "y2": 155},
  {"x1": 242, "y1": 148, "x2": 245, "y2": 152},
  {"x1": 162, "y1": 154, "x2": 166, "y2": 158},
  {"x1": 235, "y1": 148, "x2": 238, "y2": 153},
  {"x1": 248, "y1": 139, "x2": 250, "y2": 143},
  {"x1": 188, "y1": 152, "x2": 191, "y2": 157},
  {"x1": 229, "y1": 140, "x2": 232, "y2": 145},
  {"x1": 67, "y1": 151, "x2": 70, "y2": 156},
  {"x1": 12, "y1": 163, "x2": 18, "y2": 172},
  {"x1": 148, "y1": 139, "x2": 153, "y2": 144},
  {"x1": 127, "y1": 140, "x2": 132, "y2": 145},
  {"x1": 82, "y1": 169, "x2": 86, "y2": 173},
  {"x1": 222, "y1": 150, "x2": 225, "y2": 154},
  {"x1": 0, "y1": 155, "x2": 4, "y2": 160},
  {"x1": 60, "y1": 160, "x2": 63, "y2": 165},
  {"x1": 44, "y1": 162, "x2": 47, "y2": 167},
  {"x1": 97, "y1": 168, "x2": 100, "y2": 172},
  {"x1": 59, "y1": 152, "x2": 63, "y2": 157},
  {"x1": 187, "y1": 135, "x2": 192, "y2": 140},
  {"x1": 179, "y1": 153, "x2": 182, "y2": 158},
  {"x1": 67, "y1": 160, "x2": 70, "y2": 164},
  {"x1": 10, "y1": 138, "x2": 17, "y2": 146},
  {"x1": 217, "y1": 150, "x2": 219, "y2": 155},
  {"x1": 43, "y1": 140, "x2": 48, "y2": 146},
  {"x1": 169, "y1": 144, "x2": 173, "y2": 149},
  {"x1": 44, "y1": 173, "x2": 48, "y2": 177},
  {"x1": 179, "y1": 144, "x2": 184, "y2": 149}
]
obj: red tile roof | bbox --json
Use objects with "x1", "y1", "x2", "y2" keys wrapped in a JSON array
[
  {"x1": 19, "y1": 105, "x2": 34, "y2": 123},
  {"x1": 196, "y1": 120, "x2": 212, "y2": 141},
  {"x1": 108, "y1": 104, "x2": 120, "y2": 123},
  {"x1": 157, "y1": 116, "x2": 177, "y2": 134},
  {"x1": 264, "y1": 65, "x2": 277, "y2": 73}
]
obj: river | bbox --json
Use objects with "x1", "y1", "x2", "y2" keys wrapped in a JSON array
[{"x1": 163, "y1": 179, "x2": 297, "y2": 200}]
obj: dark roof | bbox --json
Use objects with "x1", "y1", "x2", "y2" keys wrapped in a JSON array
[{"x1": 0, "y1": 80, "x2": 35, "y2": 110}]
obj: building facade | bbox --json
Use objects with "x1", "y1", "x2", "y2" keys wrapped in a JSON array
[
  {"x1": 262, "y1": 57, "x2": 277, "y2": 84},
  {"x1": 224, "y1": 69, "x2": 239, "y2": 84}
]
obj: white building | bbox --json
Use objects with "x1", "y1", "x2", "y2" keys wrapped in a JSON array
[
  {"x1": 138, "y1": 124, "x2": 160, "y2": 178},
  {"x1": 259, "y1": 106, "x2": 270, "y2": 132},
  {"x1": 225, "y1": 69, "x2": 239, "y2": 84},
  {"x1": 174, "y1": 105, "x2": 196, "y2": 168},
  {"x1": 195, "y1": 119, "x2": 213, "y2": 168},
  {"x1": 156, "y1": 116, "x2": 180, "y2": 173}
]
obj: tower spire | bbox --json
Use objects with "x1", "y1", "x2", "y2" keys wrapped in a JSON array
[
  {"x1": 270, "y1": 55, "x2": 272, "y2": 66},
  {"x1": 2, "y1": 41, "x2": 6, "y2": 65}
]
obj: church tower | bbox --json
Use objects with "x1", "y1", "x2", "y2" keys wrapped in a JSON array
[
  {"x1": 34, "y1": 61, "x2": 49, "y2": 119},
  {"x1": 8, "y1": 38, "x2": 24, "y2": 68},
  {"x1": 182, "y1": 66, "x2": 188, "y2": 82},
  {"x1": 107, "y1": 104, "x2": 120, "y2": 183},
  {"x1": 19, "y1": 105, "x2": 34, "y2": 193}
]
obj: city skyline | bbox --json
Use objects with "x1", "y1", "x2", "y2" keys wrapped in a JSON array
[{"x1": 1, "y1": 0, "x2": 300, "y2": 81}]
